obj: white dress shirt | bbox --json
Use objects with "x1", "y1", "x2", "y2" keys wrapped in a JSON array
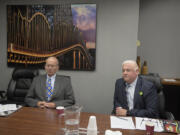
[{"x1": 126, "y1": 77, "x2": 138, "y2": 110}]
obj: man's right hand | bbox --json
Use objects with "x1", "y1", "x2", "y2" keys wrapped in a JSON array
[
  {"x1": 37, "y1": 101, "x2": 46, "y2": 108},
  {"x1": 116, "y1": 107, "x2": 128, "y2": 116}
]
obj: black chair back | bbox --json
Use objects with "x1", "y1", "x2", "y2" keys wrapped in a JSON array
[
  {"x1": 5, "y1": 68, "x2": 38, "y2": 105},
  {"x1": 141, "y1": 73, "x2": 174, "y2": 120}
]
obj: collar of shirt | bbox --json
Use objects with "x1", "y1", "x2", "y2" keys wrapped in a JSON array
[
  {"x1": 126, "y1": 76, "x2": 138, "y2": 87},
  {"x1": 47, "y1": 74, "x2": 56, "y2": 80},
  {"x1": 128, "y1": 76, "x2": 138, "y2": 87}
]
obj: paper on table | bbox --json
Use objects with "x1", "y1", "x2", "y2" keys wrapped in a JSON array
[
  {"x1": 105, "y1": 129, "x2": 122, "y2": 135},
  {"x1": 163, "y1": 79, "x2": 176, "y2": 82},
  {"x1": 110, "y1": 116, "x2": 135, "y2": 129},
  {"x1": 0, "y1": 104, "x2": 17, "y2": 112},
  {"x1": 135, "y1": 117, "x2": 164, "y2": 132}
]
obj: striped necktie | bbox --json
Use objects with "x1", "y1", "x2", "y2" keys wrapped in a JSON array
[
  {"x1": 47, "y1": 78, "x2": 53, "y2": 101},
  {"x1": 126, "y1": 84, "x2": 133, "y2": 110}
]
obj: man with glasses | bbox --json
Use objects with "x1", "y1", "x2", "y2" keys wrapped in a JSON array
[
  {"x1": 113, "y1": 60, "x2": 159, "y2": 118},
  {"x1": 25, "y1": 56, "x2": 75, "y2": 108}
]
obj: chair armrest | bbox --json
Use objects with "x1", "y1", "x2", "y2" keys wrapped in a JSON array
[
  {"x1": 161, "y1": 111, "x2": 175, "y2": 120},
  {"x1": 0, "y1": 90, "x2": 6, "y2": 99}
]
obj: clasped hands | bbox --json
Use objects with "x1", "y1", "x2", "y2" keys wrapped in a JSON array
[
  {"x1": 37, "y1": 101, "x2": 55, "y2": 109},
  {"x1": 116, "y1": 107, "x2": 127, "y2": 116}
]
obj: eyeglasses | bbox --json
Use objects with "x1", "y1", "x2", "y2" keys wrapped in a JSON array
[{"x1": 45, "y1": 64, "x2": 58, "y2": 68}]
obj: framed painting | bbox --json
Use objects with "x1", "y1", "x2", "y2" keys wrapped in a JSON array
[{"x1": 7, "y1": 4, "x2": 96, "y2": 71}]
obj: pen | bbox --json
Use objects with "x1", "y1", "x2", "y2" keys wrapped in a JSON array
[
  {"x1": 116, "y1": 117, "x2": 128, "y2": 121},
  {"x1": 140, "y1": 118, "x2": 144, "y2": 126}
]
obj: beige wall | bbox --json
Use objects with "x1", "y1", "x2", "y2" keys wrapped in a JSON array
[{"x1": 138, "y1": 0, "x2": 180, "y2": 78}]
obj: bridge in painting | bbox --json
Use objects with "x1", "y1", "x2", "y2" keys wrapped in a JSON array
[{"x1": 7, "y1": 5, "x2": 94, "y2": 70}]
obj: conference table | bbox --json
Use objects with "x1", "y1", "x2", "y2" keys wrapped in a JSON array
[{"x1": 0, "y1": 107, "x2": 176, "y2": 135}]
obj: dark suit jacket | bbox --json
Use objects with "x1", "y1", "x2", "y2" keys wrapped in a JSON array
[
  {"x1": 113, "y1": 76, "x2": 159, "y2": 118},
  {"x1": 25, "y1": 75, "x2": 75, "y2": 107}
]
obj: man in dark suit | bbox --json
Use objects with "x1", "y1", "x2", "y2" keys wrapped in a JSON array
[
  {"x1": 25, "y1": 56, "x2": 75, "y2": 108},
  {"x1": 113, "y1": 60, "x2": 159, "y2": 118}
]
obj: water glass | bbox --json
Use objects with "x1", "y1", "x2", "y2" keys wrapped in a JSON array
[{"x1": 64, "y1": 105, "x2": 82, "y2": 135}]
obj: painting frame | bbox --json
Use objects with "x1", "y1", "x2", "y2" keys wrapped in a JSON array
[{"x1": 7, "y1": 4, "x2": 96, "y2": 71}]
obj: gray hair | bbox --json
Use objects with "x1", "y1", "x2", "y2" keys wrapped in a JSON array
[{"x1": 122, "y1": 60, "x2": 139, "y2": 71}]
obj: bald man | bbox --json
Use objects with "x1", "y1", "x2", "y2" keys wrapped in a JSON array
[
  {"x1": 113, "y1": 60, "x2": 159, "y2": 118},
  {"x1": 25, "y1": 56, "x2": 75, "y2": 108}
]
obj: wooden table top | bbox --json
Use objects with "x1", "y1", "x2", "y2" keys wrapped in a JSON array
[
  {"x1": 0, "y1": 107, "x2": 175, "y2": 135},
  {"x1": 161, "y1": 78, "x2": 180, "y2": 86}
]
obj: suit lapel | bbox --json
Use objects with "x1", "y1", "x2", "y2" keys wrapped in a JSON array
[
  {"x1": 122, "y1": 81, "x2": 129, "y2": 110},
  {"x1": 51, "y1": 75, "x2": 60, "y2": 100},
  {"x1": 133, "y1": 77, "x2": 142, "y2": 108},
  {"x1": 41, "y1": 75, "x2": 47, "y2": 101}
]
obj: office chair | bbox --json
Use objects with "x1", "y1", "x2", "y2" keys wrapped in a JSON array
[
  {"x1": 141, "y1": 73, "x2": 175, "y2": 120},
  {"x1": 0, "y1": 68, "x2": 39, "y2": 106}
]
